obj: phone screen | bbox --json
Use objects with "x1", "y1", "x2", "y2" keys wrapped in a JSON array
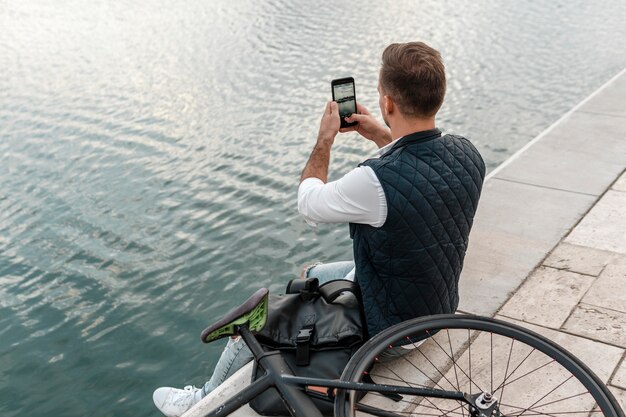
[{"x1": 333, "y1": 82, "x2": 356, "y2": 119}]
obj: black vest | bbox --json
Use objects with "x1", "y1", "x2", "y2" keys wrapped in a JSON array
[{"x1": 350, "y1": 129, "x2": 485, "y2": 338}]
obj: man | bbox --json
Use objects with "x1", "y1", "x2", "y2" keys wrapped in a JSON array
[
  {"x1": 153, "y1": 41, "x2": 485, "y2": 417},
  {"x1": 299, "y1": 41, "x2": 485, "y2": 340}
]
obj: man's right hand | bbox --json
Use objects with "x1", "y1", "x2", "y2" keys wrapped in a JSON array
[{"x1": 340, "y1": 103, "x2": 392, "y2": 148}]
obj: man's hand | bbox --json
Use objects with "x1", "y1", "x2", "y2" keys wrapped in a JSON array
[
  {"x1": 340, "y1": 103, "x2": 392, "y2": 148},
  {"x1": 317, "y1": 101, "x2": 341, "y2": 145}
]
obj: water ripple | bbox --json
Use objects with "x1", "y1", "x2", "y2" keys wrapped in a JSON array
[{"x1": 1, "y1": 0, "x2": 626, "y2": 416}]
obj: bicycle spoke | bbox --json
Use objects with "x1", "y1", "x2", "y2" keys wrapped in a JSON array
[
  {"x1": 500, "y1": 391, "x2": 596, "y2": 417},
  {"x1": 356, "y1": 401, "x2": 468, "y2": 417},
  {"x1": 497, "y1": 340, "x2": 537, "y2": 405},
  {"x1": 447, "y1": 330, "x2": 461, "y2": 392},
  {"x1": 372, "y1": 347, "x2": 453, "y2": 393},
  {"x1": 496, "y1": 359, "x2": 556, "y2": 391},
  {"x1": 362, "y1": 392, "x2": 467, "y2": 417},
  {"x1": 418, "y1": 403, "x2": 467, "y2": 416},
  {"x1": 514, "y1": 375, "x2": 575, "y2": 417},
  {"x1": 504, "y1": 411, "x2": 605, "y2": 416},
  {"x1": 414, "y1": 339, "x2": 472, "y2": 393},
  {"x1": 468, "y1": 329, "x2": 472, "y2": 396},
  {"x1": 531, "y1": 391, "x2": 592, "y2": 409},
  {"x1": 490, "y1": 331, "x2": 493, "y2": 395},
  {"x1": 447, "y1": 330, "x2": 465, "y2": 417},
  {"x1": 371, "y1": 351, "x2": 449, "y2": 391},
  {"x1": 424, "y1": 329, "x2": 485, "y2": 394},
  {"x1": 371, "y1": 362, "x2": 458, "y2": 417}
]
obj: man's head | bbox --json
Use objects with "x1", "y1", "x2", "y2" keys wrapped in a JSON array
[{"x1": 378, "y1": 42, "x2": 446, "y2": 127}]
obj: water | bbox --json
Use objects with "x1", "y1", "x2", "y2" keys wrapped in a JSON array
[{"x1": 1, "y1": 1, "x2": 625, "y2": 415}]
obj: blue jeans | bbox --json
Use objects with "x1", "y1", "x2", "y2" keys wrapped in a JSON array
[{"x1": 201, "y1": 261, "x2": 404, "y2": 397}]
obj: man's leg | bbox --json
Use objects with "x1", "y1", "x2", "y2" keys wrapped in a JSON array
[
  {"x1": 302, "y1": 260, "x2": 355, "y2": 284},
  {"x1": 153, "y1": 336, "x2": 253, "y2": 417},
  {"x1": 201, "y1": 336, "x2": 253, "y2": 395}
]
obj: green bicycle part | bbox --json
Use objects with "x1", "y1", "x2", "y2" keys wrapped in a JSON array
[{"x1": 203, "y1": 293, "x2": 269, "y2": 343}]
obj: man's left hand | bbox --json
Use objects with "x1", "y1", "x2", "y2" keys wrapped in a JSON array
[{"x1": 317, "y1": 101, "x2": 340, "y2": 145}]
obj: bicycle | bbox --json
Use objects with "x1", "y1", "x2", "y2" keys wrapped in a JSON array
[{"x1": 198, "y1": 287, "x2": 625, "y2": 417}]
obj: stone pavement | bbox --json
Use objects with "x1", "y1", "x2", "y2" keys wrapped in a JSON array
[
  {"x1": 498, "y1": 170, "x2": 626, "y2": 411},
  {"x1": 182, "y1": 68, "x2": 626, "y2": 416},
  {"x1": 458, "y1": 66, "x2": 626, "y2": 412}
]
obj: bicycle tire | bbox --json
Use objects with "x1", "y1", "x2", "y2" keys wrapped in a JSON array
[{"x1": 334, "y1": 314, "x2": 624, "y2": 417}]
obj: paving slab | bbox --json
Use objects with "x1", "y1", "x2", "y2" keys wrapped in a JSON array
[
  {"x1": 495, "y1": 135, "x2": 625, "y2": 196},
  {"x1": 460, "y1": 179, "x2": 597, "y2": 316},
  {"x1": 577, "y1": 70, "x2": 626, "y2": 118},
  {"x1": 543, "y1": 242, "x2": 615, "y2": 276},
  {"x1": 472, "y1": 179, "x2": 598, "y2": 242},
  {"x1": 566, "y1": 190, "x2": 626, "y2": 254},
  {"x1": 495, "y1": 315, "x2": 624, "y2": 383},
  {"x1": 521, "y1": 111, "x2": 626, "y2": 166},
  {"x1": 612, "y1": 358, "x2": 626, "y2": 390},
  {"x1": 613, "y1": 171, "x2": 626, "y2": 193},
  {"x1": 459, "y1": 228, "x2": 550, "y2": 316},
  {"x1": 582, "y1": 255, "x2": 626, "y2": 314},
  {"x1": 563, "y1": 303, "x2": 626, "y2": 348},
  {"x1": 498, "y1": 266, "x2": 596, "y2": 328}
]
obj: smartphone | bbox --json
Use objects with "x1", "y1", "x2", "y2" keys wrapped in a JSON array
[{"x1": 331, "y1": 77, "x2": 357, "y2": 128}]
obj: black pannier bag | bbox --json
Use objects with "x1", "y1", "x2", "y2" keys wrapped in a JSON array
[{"x1": 249, "y1": 278, "x2": 366, "y2": 416}]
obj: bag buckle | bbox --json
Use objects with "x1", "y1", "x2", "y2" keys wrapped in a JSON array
[
  {"x1": 296, "y1": 326, "x2": 314, "y2": 342},
  {"x1": 296, "y1": 324, "x2": 314, "y2": 366}
]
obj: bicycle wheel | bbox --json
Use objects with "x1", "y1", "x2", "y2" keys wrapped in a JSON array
[{"x1": 334, "y1": 315, "x2": 624, "y2": 417}]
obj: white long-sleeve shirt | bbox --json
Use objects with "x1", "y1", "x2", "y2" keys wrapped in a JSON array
[{"x1": 297, "y1": 139, "x2": 401, "y2": 228}]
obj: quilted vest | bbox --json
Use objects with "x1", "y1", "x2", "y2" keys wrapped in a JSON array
[{"x1": 350, "y1": 128, "x2": 485, "y2": 338}]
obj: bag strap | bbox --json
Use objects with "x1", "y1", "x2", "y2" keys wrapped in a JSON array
[
  {"x1": 285, "y1": 278, "x2": 358, "y2": 303},
  {"x1": 318, "y1": 279, "x2": 359, "y2": 303},
  {"x1": 320, "y1": 279, "x2": 369, "y2": 340},
  {"x1": 285, "y1": 278, "x2": 361, "y2": 303}
]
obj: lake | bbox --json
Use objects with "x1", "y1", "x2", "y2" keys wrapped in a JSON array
[{"x1": 1, "y1": 0, "x2": 625, "y2": 415}]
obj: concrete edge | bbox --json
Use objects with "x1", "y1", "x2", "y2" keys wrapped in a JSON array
[{"x1": 486, "y1": 66, "x2": 626, "y2": 181}]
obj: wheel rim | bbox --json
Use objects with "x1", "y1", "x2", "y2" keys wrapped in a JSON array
[{"x1": 337, "y1": 316, "x2": 621, "y2": 417}]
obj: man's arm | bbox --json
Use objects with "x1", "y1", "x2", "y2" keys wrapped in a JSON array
[
  {"x1": 300, "y1": 101, "x2": 340, "y2": 183},
  {"x1": 298, "y1": 101, "x2": 387, "y2": 228},
  {"x1": 300, "y1": 141, "x2": 332, "y2": 183}
]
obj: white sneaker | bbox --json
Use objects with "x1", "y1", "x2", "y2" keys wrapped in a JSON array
[{"x1": 153, "y1": 385, "x2": 203, "y2": 417}]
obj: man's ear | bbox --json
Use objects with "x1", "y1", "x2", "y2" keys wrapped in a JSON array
[{"x1": 384, "y1": 95, "x2": 394, "y2": 116}]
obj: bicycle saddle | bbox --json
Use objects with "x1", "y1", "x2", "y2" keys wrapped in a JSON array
[{"x1": 200, "y1": 288, "x2": 269, "y2": 344}]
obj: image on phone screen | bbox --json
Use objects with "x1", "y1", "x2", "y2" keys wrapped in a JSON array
[{"x1": 333, "y1": 82, "x2": 356, "y2": 120}]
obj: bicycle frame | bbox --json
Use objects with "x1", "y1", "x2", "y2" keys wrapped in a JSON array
[{"x1": 203, "y1": 324, "x2": 470, "y2": 417}]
